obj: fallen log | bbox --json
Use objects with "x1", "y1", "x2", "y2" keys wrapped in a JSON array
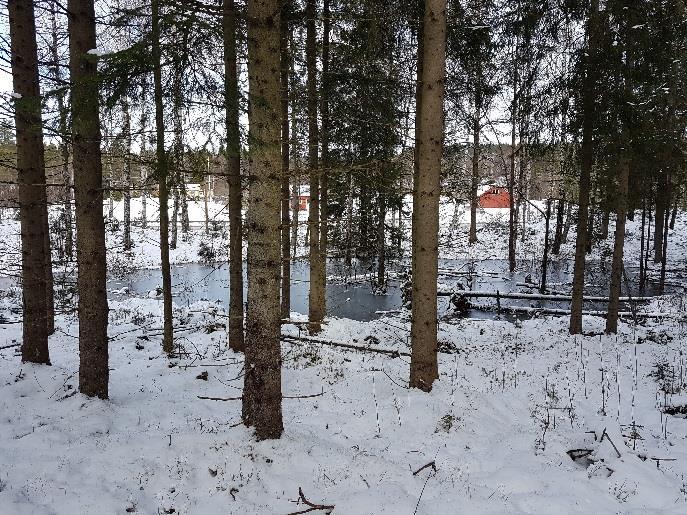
[
  {"x1": 282, "y1": 334, "x2": 410, "y2": 357},
  {"x1": 443, "y1": 290, "x2": 653, "y2": 303},
  {"x1": 470, "y1": 304, "x2": 676, "y2": 319}
]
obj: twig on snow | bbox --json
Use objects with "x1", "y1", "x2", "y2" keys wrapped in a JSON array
[
  {"x1": 197, "y1": 389, "x2": 325, "y2": 402},
  {"x1": 600, "y1": 428, "x2": 622, "y2": 458},
  {"x1": 197, "y1": 395, "x2": 242, "y2": 401},
  {"x1": 287, "y1": 487, "x2": 335, "y2": 515},
  {"x1": 412, "y1": 460, "x2": 437, "y2": 476}
]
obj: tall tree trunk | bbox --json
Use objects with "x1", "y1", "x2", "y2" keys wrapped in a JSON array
[
  {"x1": 68, "y1": 0, "x2": 109, "y2": 397},
  {"x1": 654, "y1": 174, "x2": 668, "y2": 263},
  {"x1": 344, "y1": 169, "x2": 353, "y2": 267},
  {"x1": 140, "y1": 83, "x2": 148, "y2": 230},
  {"x1": 410, "y1": 0, "x2": 446, "y2": 392},
  {"x1": 642, "y1": 199, "x2": 653, "y2": 292},
  {"x1": 411, "y1": 0, "x2": 424, "y2": 289},
  {"x1": 569, "y1": 0, "x2": 599, "y2": 335},
  {"x1": 180, "y1": 179, "x2": 189, "y2": 234},
  {"x1": 289, "y1": 35, "x2": 299, "y2": 261},
  {"x1": 203, "y1": 156, "x2": 210, "y2": 233},
  {"x1": 44, "y1": 209, "x2": 54, "y2": 335},
  {"x1": 50, "y1": 0, "x2": 73, "y2": 262},
  {"x1": 669, "y1": 195, "x2": 678, "y2": 230},
  {"x1": 600, "y1": 207, "x2": 610, "y2": 240},
  {"x1": 122, "y1": 95, "x2": 133, "y2": 250},
  {"x1": 606, "y1": 158, "x2": 630, "y2": 334},
  {"x1": 280, "y1": 4, "x2": 291, "y2": 320},
  {"x1": 507, "y1": 38, "x2": 519, "y2": 273},
  {"x1": 306, "y1": 0, "x2": 324, "y2": 333},
  {"x1": 242, "y1": 0, "x2": 283, "y2": 440},
  {"x1": 552, "y1": 195, "x2": 565, "y2": 255},
  {"x1": 224, "y1": 0, "x2": 245, "y2": 352},
  {"x1": 319, "y1": 0, "x2": 331, "y2": 300},
  {"x1": 107, "y1": 173, "x2": 115, "y2": 220},
  {"x1": 518, "y1": 138, "x2": 527, "y2": 244},
  {"x1": 173, "y1": 29, "x2": 189, "y2": 236},
  {"x1": 9, "y1": 0, "x2": 51, "y2": 364},
  {"x1": 377, "y1": 184, "x2": 386, "y2": 288},
  {"x1": 639, "y1": 197, "x2": 646, "y2": 288},
  {"x1": 540, "y1": 198, "x2": 552, "y2": 293},
  {"x1": 170, "y1": 64, "x2": 182, "y2": 248},
  {"x1": 152, "y1": 0, "x2": 174, "y2": 355},
  {"x1": 585, "y1": 201, "x2": 595, "y2": 253},
  {"x1": 469, "y1": 72, "x2": 481, "y2": 245},
  {"x1": 561, "y1": 201, "x2": 572, "y2": 244},
  {"x1": 170, "y1": 186, "x2": 179, "y2": 248},
  {"x1": 659, "y1": 195, "x2": 670, "y2": 294}
]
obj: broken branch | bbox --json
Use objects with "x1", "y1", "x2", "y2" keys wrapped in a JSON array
[{"x1": 287, "y1": 487, "x2": 335, "y2": 515}]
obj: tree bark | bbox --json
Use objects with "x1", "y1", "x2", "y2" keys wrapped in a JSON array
[
  {"x1": 344, "y1": 169, "x2": 353, "y2": 267},
  {"x1": 377, "y1": 176, "x2": 386, "y2": 287},
  {"x1": 541, "y1": 198, "x2": 551, "y2": 293},
  {"x1": 552, "y1": 195, "x2": 565, "y2": 255},
  {"x1": 242, "y1": 0, "x2": 284, "y2": 440},
  {"x1": 170, "y1": 60, "x2": 183, "y2": 249},
  {"x1": 140, "y1": 82, "x2": 148, "y2": 230},
  {"x1": 280, "y1": 3, "x2": 291, "y2": 320},
  {"x1": 659, "y1": 197, "x2": 670, "y2": 294},
  {"x1": 585, "y1": 201, "x2": 595, "y2": 253},
  {"x1": 605, "y1": 157, "x2": 630, "y2": 334},
  {"x1": 639, "y1": 197, "x2": 646, "y2": 289},
  {"x1": 69, "y1": 0, "x2": 109, "y2": 397},
  {"x1": 289, "y1": 33, "x2": 299, "y2": 261},
  {"x1": 306, "y1": 0, "x2": 325, "y2": 333},
  {"x1": 669, "y1": 195, "x2": 678, "y2": 230},
  {"x1": 224, "y1": 0, "x2": 245, "y2": 352},
  {"x1": 600, "y1": 207, "x2": 609, "y2": 240},
  {"x1": 122, "y1": 95, "x2": 133, "y2": 250},
  {"x1": 9, "y1": 0, "x2": 51, "y2": 364},
  {"x1": 203, "y1": 157, "x2": 210, "y2": 233},
  {"x1": 410, "y1": 0, "x2": 446, "y2": 392},
  {"x1": 508, "y1": 37, "x2": 519, "y2": 274},
  {"x1": 469, "y1": 72, "x2": 481, "y2": 245},
  {"x1": 654, "y1": 174, "x2": 668, "y2": 263},
  {"x1": 152, "y1": 0, "x2": 174, "y2": 355},
  {"x1": 561, "y1": 201, "x2": 572, "y2": 243},
  {"x1": 50, "y1": 0, "x2": 73, "y2": 262},
  {"x1": 411, "y1": 0, "x2": 424, "y2": 289},
  {"x1": 319, "y1": 0, "x2": 331, "y2": 304},
  {"x1": 569, "y1": 0, "x2": 599, "y2": 335},
  {"x1": 643, "y1": 198, "x2": 653, "y2": 292}
]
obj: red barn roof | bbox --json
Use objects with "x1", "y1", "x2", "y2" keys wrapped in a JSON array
[{"x1": 478, "y1": 187, "x2": 511, "y2": 209}]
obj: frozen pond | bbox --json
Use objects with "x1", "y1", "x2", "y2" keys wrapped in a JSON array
[
  {"x1": 108, "y1": 260, "x2": 403, "y2": 322},
  {"x1": 106, "y1": 257, "x2": 679, "y2": 322}
]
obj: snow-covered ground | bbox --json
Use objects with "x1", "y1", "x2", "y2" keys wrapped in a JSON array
[
  {"x1": 1, "y1": 198, "x2": 687, "y2": 514},
  {"x1": 2, "y1": 298, "x2": 687, "y2": 513}
]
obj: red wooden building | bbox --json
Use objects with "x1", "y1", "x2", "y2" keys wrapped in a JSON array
[
  {"x1": 478, "y1": 186, "x2": 511, "y2": 208},
  {"x1": 296, "y1": 194, "x2": 309, "y2": 211}
]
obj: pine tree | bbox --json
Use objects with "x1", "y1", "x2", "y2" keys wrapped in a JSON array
[
  {"x1": 280, "y1": 0, "x2": 292, "y2": 320},
  {"x1": 223, "y1": 0, "x2": 245, "y2": 352},
  {"x1": 306, "y1": 0, "x2": 325, "y2": 334},
  {"x1": 410, "y1": 0, "x2": 447, "y2": 391},
  {"x1": 242, "y1": 0, "x2": 284, "y2": 440},
  {"x1": 9, "y1": 0, "x2": 52, "y2": 364},
  {"x1": 152, "y1": 0, "x2": 174, "y2": 354},
  {"x1": 69, "y1": 0, "x2": 110, "y2": 398},
  {"x1": 569, "y1": 0, "x2": 601, "y2": 335}
]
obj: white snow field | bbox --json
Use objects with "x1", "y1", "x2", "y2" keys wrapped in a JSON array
[{"x1": 0, "y1": 199, "x2": 686, "y2": 514}]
